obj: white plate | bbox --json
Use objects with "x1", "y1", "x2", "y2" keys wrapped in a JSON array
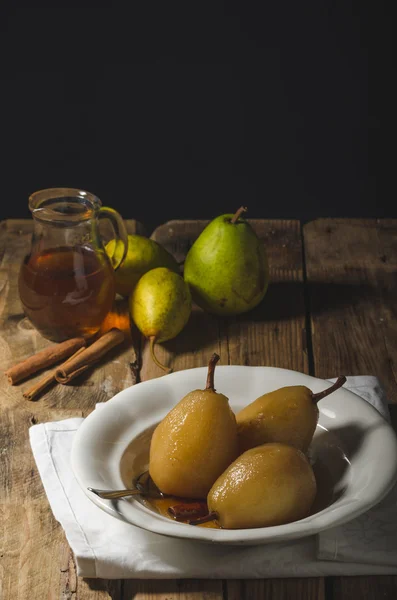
[{"x1": 71, "y1": 366, "x2": 397, "y2": 545}]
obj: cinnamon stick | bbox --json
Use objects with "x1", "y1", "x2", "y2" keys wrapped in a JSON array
[
  {"x1": 5, "y1": 337, "x2": 86, "y2": 385},
  {"x1": 168, "y1": 502, "x2": 209, "y2": 521},
  {"x1": 55, "y1": 328, "x2": 125, "y2": 384},
  {"x1": 23, "y1": 347, "x2": 87, "y2": 401}
]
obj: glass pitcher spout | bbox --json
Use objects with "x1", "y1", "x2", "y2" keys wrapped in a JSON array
[{"x1": 18, "y1": 188, "x2": 128, "y2": 342}]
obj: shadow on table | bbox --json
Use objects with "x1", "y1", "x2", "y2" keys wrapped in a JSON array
[
  {"x1": 83, "y1": 579, "x2": 121, "y2": 598},
  {"x1": 248, "y1": 279, "x2": 379, "y2": 322},
  {"x1": 163, "y1": 306, "x2": 221, "y2": 355},
  {"x1": 163, "y1": 279, "x2": 379, "y2": 355},
  {"x1": 85, "y1": 579, "x2": 219, "y2": 596}
]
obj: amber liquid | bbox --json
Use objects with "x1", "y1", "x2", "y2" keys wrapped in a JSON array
[{"x1": 18, "y1": 246, "x2": 116, "y2": 341}]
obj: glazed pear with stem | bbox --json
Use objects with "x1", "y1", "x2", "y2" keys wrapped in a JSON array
[
  {"x1": 169, "y1": 443, "x2": 317, "y2": 529},
  {"x1": 236, "y1": 376, "x2": 347, "y2": 454},
  {"x1": 149, "y1": 354, "x2": 239, "y2": 499}
]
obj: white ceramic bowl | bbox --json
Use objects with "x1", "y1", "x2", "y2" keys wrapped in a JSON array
[{"x1": 71, "y1": 366, "x2": 397, "y2": 545}]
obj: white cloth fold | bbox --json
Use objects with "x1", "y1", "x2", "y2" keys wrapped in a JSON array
[{"x1": 29, "y1": 376, "x2": 397, "y2": 579}]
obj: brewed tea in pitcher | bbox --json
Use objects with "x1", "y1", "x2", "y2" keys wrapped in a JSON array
[
  {"x1": 19, "y1": 245, "x2": 115, "y2": 341},
  {"x1": 18, "y1": 188, "x2": 128, "y2": 342}
]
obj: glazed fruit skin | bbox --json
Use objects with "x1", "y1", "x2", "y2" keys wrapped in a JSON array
[
  {"x1": 149, "y1": 388, "x2": 239, "y2": 499},
  {"x1": 183, "y1": 213, "x2": 269, "y2": 316},
  {"x1": 236, "y1": 386, "x2": 319, "y2": 454},
  {"x1": 207, "y1": 443, "x2": 317, "y2": 529}
]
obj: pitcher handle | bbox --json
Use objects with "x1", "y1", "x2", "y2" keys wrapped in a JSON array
[{"x1": 98, "y1": 206, "x2": 128, "y2": 271}]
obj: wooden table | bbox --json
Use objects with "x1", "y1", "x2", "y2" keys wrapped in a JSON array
[{"x1": 1, "y1": 217, "x2": 396, "y2": 599}]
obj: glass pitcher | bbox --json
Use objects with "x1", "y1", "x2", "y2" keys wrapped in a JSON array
[{"x1": 18, "y1": 188, "x2": 128, "y2": 342}]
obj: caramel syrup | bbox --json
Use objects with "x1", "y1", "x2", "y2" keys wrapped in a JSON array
[{"x1": 18, "y1": 246, "x2": 115, "y2": 341}]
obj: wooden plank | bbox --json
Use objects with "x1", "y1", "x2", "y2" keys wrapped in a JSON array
[
  {"x1": 0, "y1": 408, "x2": 85, "y2": 503},
  {"x1": 0, "y1": 218, "x2": 144, "y2": 414},
  {"x1": 0, "y1": 503, "x2": 122, "y2": 600},
  {"x1": 333, "y1": 576, "x2": 397, "y2": 600},
  {"x1": 122, "y1": 580, "x2": 224, "y2": 599},
  {"x1": 140, "y1": 220, "x2": 228, "y2": 379},
  {"x1": 303, "y1": 218, "x2": 397, "y2": 403},
  {"x1": 225, "y1": 219, "x2": 307, "y2": 373},
  {"x1": 123, "y1": 219, "x2": 322, "y2": 600},
  {"x1": 304, "y1": 218, "x2": 397, "y2": 600},
  {"x1": 227, "y1": 578, "x2": 325, "y2": 599},
  {"x1": 0, "y1": 219, "x2": 143, "y2": 600},
  {"x1": 140, "y1": 219, "x2": 308, "y2": 378}
]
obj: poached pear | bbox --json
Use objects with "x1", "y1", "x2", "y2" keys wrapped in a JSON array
[
  {"x1": 129, "y1": 267, "x2": 191, "y2": 372},
  {"x1": 149, "y1": 354, "x2": 239, "y2": 498},
  {"x1": 236, "y1": 377, "x2": 347, "y2": 454},
  {"x1": 203, "y1": 443, "x2": 317, "y2": 529},
  {"x1": 105, "y1": 235, "x2": 179, "y2": 297},
  {"x1": 184, "y1": 206, "x2": 269, "y2": 316}
]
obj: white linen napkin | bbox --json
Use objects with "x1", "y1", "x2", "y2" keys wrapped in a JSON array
[{"x1": 29, "y1": 376, "x2": 397, "y2": 579}]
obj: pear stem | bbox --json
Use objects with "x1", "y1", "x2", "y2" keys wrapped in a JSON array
[
  {"x1": 149, "y1": 337, "x2": 172, "y2": 374},
  {"x1": 312, "y1": 376, "x2": 347, "y2": 404},
  {"x1": 189, "y1": 511, "x2": 219, "y2": 526},
  {"x1": 230, "y1": 206, "x2": 248, "y2": 224},
  {"x1": 206, "y1": 353, "x2": 220, "y2": 390}
]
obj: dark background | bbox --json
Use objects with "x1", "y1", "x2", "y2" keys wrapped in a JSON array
[{"x1": 0, "y1": 2, "x2": 390, "y2": 235}]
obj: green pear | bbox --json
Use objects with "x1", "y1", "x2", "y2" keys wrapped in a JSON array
[
  {"x1": 105, "y1": 235, "x2": 179, "y2": 297},
  {"x1": 184, "y1": 207, "x2": 269, "y2": 316},
  {"x1": 129, "y1": 267, "x2": 191, "y2": 372}
]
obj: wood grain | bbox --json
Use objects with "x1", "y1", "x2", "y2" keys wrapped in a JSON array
[
  {"x1": 2, "y1": 217, "x2": 396, "y2": 599},
  {"x1": 123, "y1": 219, "x2": 323, "y2": 600},
  {"x1": 122, "y1": 579, "x2": 224, "y2": 599},
  {"x1": 303, "y1": 218, "x2": 397, "y2": 402},
  {"x1": 304, "y1": 218, "x2": 397, "y2": 600},
  {"x1": 0, "y1": 219, "x2": 143, "y2": 600},
  {"x1": 0, "y1": 219, "x2": 144, "y2": 413},
  {"x1": 142, "y1": 219, "x2": 308, "y2": 377},
  {"x1": 333, "y1": 575, "x2": 397, "y2": 600},
  {"x1": 227, "y1": 578, "x2": 325, "y2": 599}
]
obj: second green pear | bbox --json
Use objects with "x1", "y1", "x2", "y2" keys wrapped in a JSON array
[
  {"x1": 106, "y1": 235, "x2": 179, "y2": 297},
  {"x1": 129, "y1": 267, "x2": 191, "y2": 372},
  {"x1": 184, "y1": 207, "x2": 269, "y2": 316}
]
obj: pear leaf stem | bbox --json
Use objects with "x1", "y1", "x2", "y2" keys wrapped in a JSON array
[
  {"x1": 188, "y1": 511, "x2": 219, "y2": 526},
  {"x1": 230, "y1": 206, "x2": 248, "y2": 224},
  {"x1": 149, "y1": 336, "x2": 172, "y2": 374},
  {"x1": 206, "y1": 353, "x2": 220, "y2": 390},
  {"x1": 312, "y1": 376, "x2": 347, "y2": 404}
]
